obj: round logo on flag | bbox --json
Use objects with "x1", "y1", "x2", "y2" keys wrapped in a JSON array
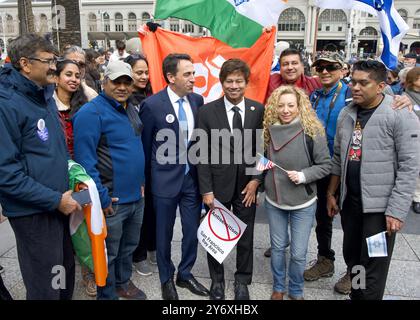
[{"x1": 208, "y1": 207, "x2": 242, "y2": 242}]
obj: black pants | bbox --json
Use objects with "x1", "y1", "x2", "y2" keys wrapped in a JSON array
[
  {"x1": 315, "y1": 176, "x2": 335, "y2": 261},
  {"x1": 341, "y1": 196, "x2": 396, "y2": 300},
  {"x1": 0, "y1": 275, "x2": 12, "y2": 300},
  {"x1": 9, "y1": 211, "x2": 75, "y2": 300},
  {"x1": 133, "y1": 188, "x2": 156, "y2": 262},
  {"x1": 207, "y1": 193, "x2": 256, "y2": 285}
]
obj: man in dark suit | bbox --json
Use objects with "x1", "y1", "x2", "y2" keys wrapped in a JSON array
[
  {"x1": 140, "y1": 53, "x2": 209, "y2": 300},
  {"x1": 197, "y1": 59, "x2": 264, "y2": 300}
]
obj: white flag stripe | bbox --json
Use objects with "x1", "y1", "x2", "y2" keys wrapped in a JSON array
[
  {"x1": 226, "y1": 0, "x2": 288, "y2": 27},
  {"x1": 366, "y1": 231, "x2": 388, "y2": 258}
]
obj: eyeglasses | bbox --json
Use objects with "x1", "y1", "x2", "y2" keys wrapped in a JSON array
[
  {"x1": 315, "y1": 64, "x2": 342, "y2": 73},
  {"x1": 28, "y1": 56, "x2": 58, "y2": 66}
]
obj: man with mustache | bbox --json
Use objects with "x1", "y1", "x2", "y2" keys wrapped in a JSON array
[
  {"x1": 0, "y1": 34, "x2": 80, "y2": 300},
  {"x1": 266, "y1": 48, "x2": 322, "y2": 99},
  {"x1": 326, "y1": 60, "x2": 420, "y2": 300},
  {"x1": 73, "y1": 61, "x2": 147, "y2": 300}
]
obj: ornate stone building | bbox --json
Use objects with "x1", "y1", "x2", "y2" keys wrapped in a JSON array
[{"x1": 0, "y1": 0, "x2": 419, "y2": 58}]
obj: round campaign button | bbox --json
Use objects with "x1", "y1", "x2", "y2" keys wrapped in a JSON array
[{"x1": 166, "y1": 114, "x2": 175, "y2": 124}]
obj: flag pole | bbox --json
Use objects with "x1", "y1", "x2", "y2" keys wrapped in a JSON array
[
  {"x1": 257, "y1": 153, "x2": 288, "y2": 173},
  {"x1": 312, "y1": 6, "x2": 320, "y2": 58}
]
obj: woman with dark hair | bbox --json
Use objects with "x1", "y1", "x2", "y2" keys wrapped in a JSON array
[
  {"x1": 124, "y1": 54, "x2": 153, "y2": 111},
  {"x1": 124, "y1": 54, "x2": 156, "y2": 277},
  {"x1": 54, "y1": 59, "x2": 88, "y2": 159},
  {"x1": 342, "y1": 62, "x2": 351, "y2": 84},
  {"x1": 85, "y1": 49, "x2": 102, "y2": 94},
  {"x1": 53, "y1": 59, "x2": 96, "y2": 297}
]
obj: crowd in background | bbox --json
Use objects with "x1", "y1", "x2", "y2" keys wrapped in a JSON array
[{"x1": 0, "y1": 30, "x2": 420, "y2": 302}]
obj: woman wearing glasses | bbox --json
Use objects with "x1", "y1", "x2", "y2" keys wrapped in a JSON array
[{"x1": 263, "y1": 86, "x2": 331, "y2": 300}]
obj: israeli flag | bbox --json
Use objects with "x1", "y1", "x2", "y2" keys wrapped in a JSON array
[
  {"x1": 315, "y1": 0, "x2": 409, "y2": 70},
  {"x1": 357, "y1": 0, "x2": 409, "y2": 69},
  {"x1": 366, "y1": 231, "x2": 388, "y2": 258}
]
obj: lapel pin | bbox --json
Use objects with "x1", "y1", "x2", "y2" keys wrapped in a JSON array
[
  {"x1": 250, "y1": 106, "x2": 255, "y2": 111},
  {"x1": 166, "y1": 114, "x2": 175, "y2": 124}
]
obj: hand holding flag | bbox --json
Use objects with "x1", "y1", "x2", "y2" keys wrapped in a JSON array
[{"x1": 256, "y1": 153, "x2": 287, "y2": 172}]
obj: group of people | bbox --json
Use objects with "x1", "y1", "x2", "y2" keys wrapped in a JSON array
[{"x1": 0, "y1": 32, "x2": 420, "y2": 302}]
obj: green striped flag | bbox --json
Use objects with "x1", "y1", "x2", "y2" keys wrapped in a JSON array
[{"x1": 154, "y1": 0, "x2": 288, "y2": 48}]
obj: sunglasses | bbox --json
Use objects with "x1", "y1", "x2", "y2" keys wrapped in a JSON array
[{"x1": 315, "y1": 64, "x2": 342, "y2": 73}]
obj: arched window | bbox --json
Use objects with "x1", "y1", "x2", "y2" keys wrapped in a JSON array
[
  {"x1": 128, "y1": 12, "x2": 137, "y2": 31},
  {"x1": 6, "y1": 14, "x2": 14, "y2": 34},
  {"x1": 38, "y1": 14, "x2": 48, "y2": 33},
  {"x1": 397, "y1": 9, "x2": 408, "y2": 23},
  {"x1": 141, "y1": 12, "x2": 151, "y2": 24},
  {"x1": 359, "y1": 27, "x2": 378, "y2": 36},
  {"x1": 103, "y1": 12, "x2": 110, "y2": 32},
  {"x1": 318, "y1": 9, "x2": 347, "y2": 32},
  {"x1": 278, "y1": 8, "x2": 305, "y2": 32},
  {"x1": 414, "y1": 9, "x2": 420, "y2": 29},
  {"x1": 169, "y1": 18, "x2": 180, "y2": 32},
  {"x1": 88, "y1": 13, "x2": 97, "y2": 32},
  {"x1": 183, "y1": 23, "x2": 194, "y2": 34},
  {"x1": 115, "y1": 12, "x2": 124, "y2": 32}
]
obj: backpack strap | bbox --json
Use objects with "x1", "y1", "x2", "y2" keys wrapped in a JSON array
[
  {"x1": 344, "y1": 85, "x2": 353, "y2": 106},
  {"x1": 304, "y1": 133, "x2": 314, "y2": 165}
]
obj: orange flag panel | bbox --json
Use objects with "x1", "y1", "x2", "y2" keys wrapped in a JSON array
[{"x1": 139, "y1": 27, "x2": 276, "y2": 104}]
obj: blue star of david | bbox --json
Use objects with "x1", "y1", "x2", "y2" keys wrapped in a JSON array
[
  {"x1": 373, "y1": 0, "x2": 384, "y2": 11},
  {"x1": 373, "y1": 241, "x2": 381, "y2": 248}
]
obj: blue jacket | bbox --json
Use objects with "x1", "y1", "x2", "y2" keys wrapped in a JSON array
[
  {"x1": 390, "y1": 81, "x2": 403, "y2": 96},
  {"x1": 0, "y1": 65, "x2": 68, "y2": 217},
  {"x1": 310, "y1": 81, "x2": 352, "y2": 156},
  {"x1": 73, "y1": 92, "x2": 145, "y2": 208},
  {"x1": 139, "y1": 88, "x2": 203, "y2": 198}
]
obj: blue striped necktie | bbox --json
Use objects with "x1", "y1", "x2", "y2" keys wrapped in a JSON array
[{"x1": 177, "y1": 98, "x2": 189, "y2": 174}]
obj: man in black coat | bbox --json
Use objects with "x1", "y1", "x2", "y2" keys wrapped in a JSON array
[{"x1": 197, "y1": 59, "x2": 264, "y2": 300}]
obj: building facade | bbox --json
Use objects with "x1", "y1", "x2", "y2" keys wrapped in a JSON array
[{"x1": 0, "y1": 0, "x2": 419, "y2": 58}]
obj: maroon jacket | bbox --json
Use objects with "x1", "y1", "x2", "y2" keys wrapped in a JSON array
[{"x1": 266, "y1": 74, "x2": 322, "y2": 102}]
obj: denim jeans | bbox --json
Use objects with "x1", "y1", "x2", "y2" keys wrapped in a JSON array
[
  {"x1": 97, "y1": 198, "x2": 144, "y2": 300},
  {"x1": 265, "y1": 200, "x2": 316, "y2": 298}
]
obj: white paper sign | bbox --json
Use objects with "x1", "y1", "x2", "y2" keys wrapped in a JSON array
[{"x1": 197, "y1": 199, "x2": 247, "y2": 264}]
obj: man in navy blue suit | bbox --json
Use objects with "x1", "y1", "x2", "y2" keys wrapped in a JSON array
[{"x1": 140, "y1": 53, "x2": 209, "y2": 300}]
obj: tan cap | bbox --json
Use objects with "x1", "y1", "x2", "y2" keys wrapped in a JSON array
[
  {"x1": 312, "y1": 52, "x2": 344, "y2": 68},
  {"x1": 104, "y1": 60, "x2": 133, "y2": 81}
]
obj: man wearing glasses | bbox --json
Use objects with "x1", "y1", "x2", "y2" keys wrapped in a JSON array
[
  {"x1": 304, "y1": 53, "x2": 353, "y2": 294},
  {"x1": 0, "y1": 34, "x2": 80, "y2": 300}
]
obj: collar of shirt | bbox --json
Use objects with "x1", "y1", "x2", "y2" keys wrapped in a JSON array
[
  {"x1": 224, "y1": 96, "x2": 245, "y2": 115},
  {"x1": 100, "y1": 92, "x2": 126, "y2": 112},
  {"x1": 167, "y1": 86, "x2": 194, "y2": 140}
]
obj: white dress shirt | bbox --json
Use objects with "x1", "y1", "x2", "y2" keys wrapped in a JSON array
[
  {"x1": 224, "y1": 96, "x2": 245, "y2": 133},
  {"x1": 167, "y1": 86, "x2": 194, "y2": 141}
]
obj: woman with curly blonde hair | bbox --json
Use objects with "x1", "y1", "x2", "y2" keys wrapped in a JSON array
[{"x1": 262, "y1": 86, "x2": 331, "y2": 300}]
